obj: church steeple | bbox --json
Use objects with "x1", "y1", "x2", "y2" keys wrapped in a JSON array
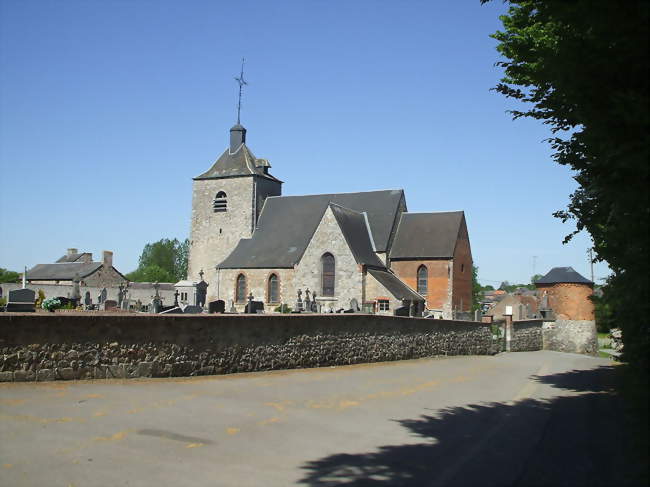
[{"x1": 229, "y1": 124, "x2": 246, "y2": 153}]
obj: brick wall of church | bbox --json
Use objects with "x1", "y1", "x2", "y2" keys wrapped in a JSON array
[
  {"x1": 451, "y1": 222, "x2": 472, "y2": 312},
  {"x1": 390, "y1": 260, "x2": 452, "y2": 317}
]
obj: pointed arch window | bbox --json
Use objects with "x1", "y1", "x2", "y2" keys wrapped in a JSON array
[
  {"x1": 213, "y1": 191, "x2": 227, "y2": 212},
  {"x1": 235, "y1": 274, "x2": 246, "y2": 303},
  {"x1": 321, "y1": 253, "x2": 335, "y2": 296},
  {"x1": 417, "y1": 265, "x2": 428, "y2": 294},
  {"x1": 267, "y1": 274, "x2": 279, "y2": 303}
]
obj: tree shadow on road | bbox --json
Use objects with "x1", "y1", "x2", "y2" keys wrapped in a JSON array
[{"x1": 298, "y1": 365, "x2": 641, "y2": 487}]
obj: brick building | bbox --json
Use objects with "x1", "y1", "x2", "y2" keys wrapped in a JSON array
[
  {"x1": 188, "y1": 124, "x2": 473, "y2": 317},
  {"x1": 535, "y1": 267, "x2": 594, "y2": 320}
]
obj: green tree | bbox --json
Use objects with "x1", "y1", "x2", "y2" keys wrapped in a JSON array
[
  {"x1": 0, "y1": 268, "x2": 20, "y2": 283},
  {"x1": 471, "y1": 265, "x2": 483, "y2": 311},
  {"x1": 488, "y1": 0, "x2": 649, "y2": 372},
  {"x1": 127, "y1": 238, "x2": 189, "y2": 282}
]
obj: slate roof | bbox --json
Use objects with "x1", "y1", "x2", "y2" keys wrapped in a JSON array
[
  {"x1": 535, "y1": 267, "x2": 593, "y2": 285},
  {"x1": 194, "y1": 144, "x2": 281, "y2": 182},
  {"x1": 367, "y1": 268, "x2": 424, "y2": 302},
  {"x1": 330, "y1": 204, "x2": 385, "y2": 268},
  {"x1": 390, "y1": 211, "x2": 464, "y2": 259},
  {"x1": 55, "y1": 252, "x2": 91, "y2": 263},
  {"x1": 26, "y1": 262, "x2": 102, "y2": 281},
  {"x1": 218, "y1": 189, "x2": 405, "y2": 269}
]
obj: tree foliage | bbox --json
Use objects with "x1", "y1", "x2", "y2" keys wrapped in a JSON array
[
  {"x1": 0, "y1": 268, "x2": 20, "y2": 283},
  {"x1": 489, "y1": 1, "x2": 649, "y2": 372},
  {"x1": 471, "y1": 265, "x2": 483, "y2": 311},
  {"x1": 126, "y1": 238, "x2": 189, "y2": 283}
]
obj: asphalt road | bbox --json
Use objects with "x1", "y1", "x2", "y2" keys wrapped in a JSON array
[{"x1": 0, "y1": 351, "x2": 633, "y2": 486}]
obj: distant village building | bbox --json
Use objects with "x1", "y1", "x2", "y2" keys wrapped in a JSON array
[
  {"x1": 188, "y1": 124, "x2": 473, "y2": 317},
  {"x1": 535, "y1": 266, "x2": 594, "y2": 320},
  {"x1": 25, "y1": 249, "x2": 126, "y2": 288}
]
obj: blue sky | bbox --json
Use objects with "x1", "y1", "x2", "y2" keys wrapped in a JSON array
[{"x1": 0, "y1": 0, "x2": 610, "y2": 286}]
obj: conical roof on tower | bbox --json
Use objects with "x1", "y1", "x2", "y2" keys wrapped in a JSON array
[{"x1": 194, "y1": 124, "x2": 281, "y2": 182}]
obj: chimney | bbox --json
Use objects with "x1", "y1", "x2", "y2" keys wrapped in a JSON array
[
  {"x1": 67, "y1": 248, "x2": 78, "y2": 256},
  {"x1": 229, "y1": 124, "x2": 246, "y2": 153},
  {"x1": 102, "y1": 251, "x2": 113, "y2": 268}
]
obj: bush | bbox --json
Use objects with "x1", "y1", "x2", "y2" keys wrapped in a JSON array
[
  {"x1": 35, "y1": 290, "x2": 45, "y2": 308},
  {"x1": 0, "y1": 296, "x2": 6, "y2": 307},
  {"x1": 274, "y1": 304, "x2": 292, "y2": 313},
  {"x1": 41, "y1": 297, "x2": 61, "y2": 312}
]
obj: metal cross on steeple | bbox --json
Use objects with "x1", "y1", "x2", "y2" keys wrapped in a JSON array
[{"x1": 234, "y1": 58, "x2": 248, "y2": 125}]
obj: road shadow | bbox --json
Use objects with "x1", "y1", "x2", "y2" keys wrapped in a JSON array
[{"x1": 299, "y1": 365, "x2": 641, "y2": 487}]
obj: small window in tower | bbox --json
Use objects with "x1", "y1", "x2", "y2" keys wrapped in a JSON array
[
  {"x1": 213, "y1": 191, "x2": 227, "y2": 212},
  {"x1": 461, "y1": 263, "x2": 465, "y2": 273}
]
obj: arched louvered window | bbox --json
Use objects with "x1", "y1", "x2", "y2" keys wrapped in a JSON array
[
  {"x1": 235, "y1": 274, "x2": 246, "y2": 303},
  {"x1": 267, "y1": 274, "x2": 279, "y2": 303},
  {"x1": 321, "y1": 253, "x2": 335, "y2": 296},
  {"x1": 213, "y1": 191, "x2": 227, "y2": 212},
  {"x1": 417, "y1": 265, "x2": 428, "y2": 294}
]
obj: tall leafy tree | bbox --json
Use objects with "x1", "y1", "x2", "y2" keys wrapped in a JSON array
[
  {"x1": 0, "y1": 268, "x2": 20, "y2": 283},
  {"x1": 488, "y1": 1, "x2": 648, "y2": 371},
  {"x1": 127, "y1": 238, "x2": 189, "y2": 282}
]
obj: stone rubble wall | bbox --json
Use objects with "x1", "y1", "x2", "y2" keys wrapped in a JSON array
[
  {"x1": 509, "y1": 320, "x2": 544, "y2": 352},
  {"x1": 0, "y1": 313, "x2": 494, "y2": 382},
  {"x1": 508, "y1": 319, "x2": 598, "y2": 355},
  {"x1": 542, "y1": 319, "x2": 598, "y2": 355}
]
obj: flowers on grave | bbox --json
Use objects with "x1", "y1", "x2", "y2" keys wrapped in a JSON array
[{"x1": 42, "y1": 297, "x2": 62, "y2": 312}]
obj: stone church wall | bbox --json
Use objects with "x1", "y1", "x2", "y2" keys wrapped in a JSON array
[
  {"x1": 217, "y1": 268, "x2": 295, "y2": 313},
  {"x1": 0, "y1": 313, "x2": 495, "y2": 382},
  {"x1": 364, "y1": 272, "x2": 403, "y2": 314},
  {"x1": 294, "y1": 206, "x2": 363, "y2": 312},
  {"x1": 188, "y1": 177, "x2": 255, "y2": 298}
]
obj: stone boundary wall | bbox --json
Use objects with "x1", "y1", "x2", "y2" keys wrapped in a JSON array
[
  {"x1": 0, "y1": 313, "x2": 494, "y2": 382},
  {"x1": 509, "y1": 319, "x2": 597, "y2": 355},
  {"x1": 542, "y1": 319, "x2": 598, "y2": 355},
  {"x1": 510, "y1": 319, "x2": 544, "y2": 352}
]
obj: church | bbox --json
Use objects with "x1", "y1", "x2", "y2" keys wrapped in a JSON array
[{"x1": 187, "y1": 123, "x2": 472, "y2": 318}]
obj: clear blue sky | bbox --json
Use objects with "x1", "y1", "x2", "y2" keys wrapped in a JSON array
[{"x1": 0, "y1": 0, "x2": 610, "y2": 286}]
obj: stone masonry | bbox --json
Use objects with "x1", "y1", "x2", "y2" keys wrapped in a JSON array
[{"x1": 0, "y1": 313, "x2": 495, "y2": 382}]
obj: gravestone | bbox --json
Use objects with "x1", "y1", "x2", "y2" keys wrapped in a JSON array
[
  {"x1": 295, "y1": 289, "x2": 303, "y2": 312},
  {"x1": 393, "y1": 305, "x2": 409, "y2": 317},
  {"x1": 229, "y1": 300, "x2": 237, "y2": 313},
  {"x1": 245, "y1": 301, "x2": 264, "y2": 314},
  {"x1": 6, "y1": 288, "x2": 36, "y2": 312},
  {"x1": 84, "y1": 291, "x2": 92, "y2": 307},
  {"x1": 183, "y1": 305, "x2": 204, "y2": 314},
  {"x1": 209, "y1": 300, "x2": 225, "y2": 314},
  {"x1": 196, "y1": 280, "x2": 208, "y2": 308},
  {"x1": 151, "y1": 296, "x2": 162, "y2": 314},
  {"x1": 104, "y1": 300, "x2": 118, "y2": 311},
  {"x1": 349, "y1": 298, "x2": 359, "y2": 312}
]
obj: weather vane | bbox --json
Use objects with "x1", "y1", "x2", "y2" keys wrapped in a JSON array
[{"x1": 234, "y1": 58, "x2": 247, "y2": 125}]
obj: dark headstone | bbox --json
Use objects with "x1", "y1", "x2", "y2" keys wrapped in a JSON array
[
  {"x1": 6, "y1": 288, "x2": 36, "y2": 312},
  {"x1": 84, "y1": 291, "x2": 92, "y2": 306},
  {"x1": 182, "y1": 305, "x2": 203, "y2": 314},
  {"x1": 393, "y1": 305, "x2": 410, "y2": 317},
  {"x1": 244, "y1": 301, "x2": 264, "y2": 314},
  {"x1": 104, "y1": 300, "x2": 118, "y2": 311},
  {"x1": 196, "y1": 280, "x2": 208, "y2": 307},
  {"x1": 8, "y1": 288, "x2": 36, "y2": 303},
  {"x1": 209, "y1": 300, "x2": 225, "y2": 314}
]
